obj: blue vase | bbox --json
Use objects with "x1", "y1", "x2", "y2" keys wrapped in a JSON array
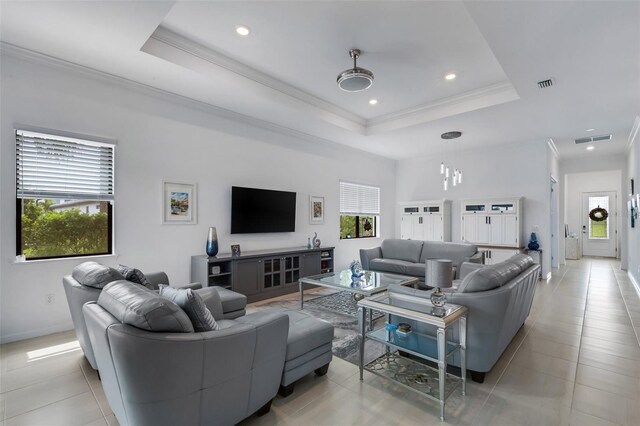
[
  {"x1": 206, "y1": 227, "x2": 219, "y2": 257},
  {"x1": 528, "y1": 232, "x2": 539, "y2": 250}
]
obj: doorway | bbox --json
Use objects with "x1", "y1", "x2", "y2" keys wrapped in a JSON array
[{"x1": 581, "y1": 191, "x2": 617, "y2": 257}]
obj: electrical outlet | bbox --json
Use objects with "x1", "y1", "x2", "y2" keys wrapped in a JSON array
[{"x1": 46, "y1": 294, "x2": 55, "y2": 304}]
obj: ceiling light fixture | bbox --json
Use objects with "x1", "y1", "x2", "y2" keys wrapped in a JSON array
[
  {"x1": 337, "y1": 49, "x2": 374, "y2": 92},
  {"x1": 585, "y1": 128, "x2": 595, "y2": 132},
  {"x1": 445, "y1": 73, "x2": 456, "y2": 80},
  {"x1": 586, "y1": 146, "x2": 595, "y2": 151},
  {"x1": 369, "y1": 99, "x2": 378, "y2": 105},
  {"x1": 439, "y1": 132, "x2": 463, "y2": 191},
  {"x1": 235, "y1": 25, "x2": 251, "y2": 36}
]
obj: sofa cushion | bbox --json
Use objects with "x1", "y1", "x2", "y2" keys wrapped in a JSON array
[
  {"x1": 117, "y1": 264, "x2": 154, "y2": 289},
  {"x1": 380, "y1": 239, "x2": 423, "y2": 263},
  {"x1": 457, "y1": 260, "x2": 521, "y2": 293},
  {"x1": 159, "y1": 285, "x2": 218, "y2": 332},
  {"x1": 98, "y1": 281, "x2": 194, "y2": 332},
  {"x1": 420, "y1": 241, "x2": 478, "y2": 264},
  {"x1": 72, "y1": 261, "x2": 125, "y2": 289},
  {"x1": 370, "y1": 258, "x2": 417, "y2": 276}
]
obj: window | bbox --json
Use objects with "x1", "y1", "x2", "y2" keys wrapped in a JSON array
[
  {"x1": 588, "y1": 196, "x2": 609, "y2": 240},
  {"x1": 16, "y1": 129, "x2": 115, "y2": 260},
  {"x1": 339, "y1": 181, "x2": 379, "y2": 239}
]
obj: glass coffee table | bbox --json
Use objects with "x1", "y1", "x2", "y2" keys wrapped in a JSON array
[{"x1": 299, "y1": 270, "x2": 418, "y2": 328}]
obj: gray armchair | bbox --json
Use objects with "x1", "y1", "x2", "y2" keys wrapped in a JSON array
[
  {"x1": 63, "y1": 265, "x2": 246, "y2": 369},
  {"x1": 83, "y1": 297, "x2": 288, "y2": 426}
]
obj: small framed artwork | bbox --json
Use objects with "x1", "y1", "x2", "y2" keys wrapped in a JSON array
[
  {"x1": 162, "y1": 181, "x2": 197, "y2": 224},
  {"x1": 231, "y1": 244, "x2": 241, "y2": 256},
  {"x1": 310, "y1": 195, "x2": 325, "y2": 225}
]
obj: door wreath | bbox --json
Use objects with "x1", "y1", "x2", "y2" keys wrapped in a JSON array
[{"x1": 589, "y1": 206, "x2": 608, "y2": 222}]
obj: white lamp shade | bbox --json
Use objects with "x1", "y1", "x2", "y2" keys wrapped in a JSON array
[{"x1": 425, "y1": 259, "x2": 453, "y2": 288}]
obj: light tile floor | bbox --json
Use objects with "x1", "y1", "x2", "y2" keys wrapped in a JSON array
[{"x1": 1, "y1": 258, "x2": 639, "y2": 425}]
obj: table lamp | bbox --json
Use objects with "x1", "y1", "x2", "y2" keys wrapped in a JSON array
[{"x1": 426, "y1": 259, "x2": 453, "y2": 307}]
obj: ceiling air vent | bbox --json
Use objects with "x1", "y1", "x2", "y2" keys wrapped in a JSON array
[
  {"x1": 574, "y1": 134, "x2": 612, "y2": 144},
  {"x1": 537, "y1": 78, "x2": 554, "y2": 89}
]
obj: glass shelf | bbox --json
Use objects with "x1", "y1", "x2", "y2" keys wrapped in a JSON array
[{"x1": 366, "y1": 327, "x2": 459, "y2": 363}]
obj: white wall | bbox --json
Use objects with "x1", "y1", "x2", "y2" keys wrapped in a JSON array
[
  {"x1": 627, "y1": 120, "x2": 640, "y2": 288},
  {"x1": 396, "y1": 140, "x2": 552, "y2": 277},
  {"x1": 0, "y1": 53, "x2": 396, "y2": 343}
]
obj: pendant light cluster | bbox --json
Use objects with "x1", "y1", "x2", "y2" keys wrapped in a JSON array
[{"x1": 439, "y1": 131, "x2": 463, "y2": 191}]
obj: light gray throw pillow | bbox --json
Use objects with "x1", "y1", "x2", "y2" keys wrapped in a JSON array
[
  {"x1": 158, "y1": 285, "x2": 219, "y2": 332},
  {"x1": 98, "y1": 281, "x2": 194, "y2": 333},
  {"x1": 72, "y1": 261, "x2": 125, "y2": 289}
]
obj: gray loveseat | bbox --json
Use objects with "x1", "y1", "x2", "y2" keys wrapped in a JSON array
[
  {"x1": 387, "y1": 254, "x2": 540, "y2": 382},
  {"x1": 360, "y1": 239, "x2": 482, "y2": 284}
]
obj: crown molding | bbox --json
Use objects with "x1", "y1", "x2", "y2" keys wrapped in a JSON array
[
  {"x1": 627, "y1": 115, "x2": 640, "y2": 151},
  {"x1": 365, "y1": 81, "x2": 519, "y2": 135},
  {"x1": 146, "y1": 26, "x2": 367, "y2": 134},
  {"x1": 0, "y1": 42, "x2": 392, "y2": 163}
]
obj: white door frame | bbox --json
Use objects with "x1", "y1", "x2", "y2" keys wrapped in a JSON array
[
  {"x1": 581, "y1": 191, "x2": 618, "y2": 258},
  {"x1": 550, "y1": 177, "x2": 559, "y2": 267}
]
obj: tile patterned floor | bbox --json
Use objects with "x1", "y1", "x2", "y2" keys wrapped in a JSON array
[{"x1": 1, "y1": 258, "x2": 639, "y2": 425}]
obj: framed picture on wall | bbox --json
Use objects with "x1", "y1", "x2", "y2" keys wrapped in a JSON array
[
  {"x1": 162, "y1": 181, "x2": 197, "y2": 224},
  {"x1": 309, "y1": 195, "x2": 325, "y2": 224}
]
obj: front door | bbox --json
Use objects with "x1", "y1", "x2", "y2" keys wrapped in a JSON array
[{"x1": 581, "y1": 191, "x2": 617, "y2": 257}]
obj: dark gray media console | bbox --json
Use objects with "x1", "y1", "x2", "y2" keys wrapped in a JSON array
[{"x1": 191, "y1": 246, "x2": 335, "y2": 303}]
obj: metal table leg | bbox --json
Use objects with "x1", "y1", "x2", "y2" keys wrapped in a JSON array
[
  {"x1": 460, "y1": 315, "x2": 467, "y2": 396},
  {"x1": 437, "y1": 327, "x2": 447, "y2": 421},
  {"x1": 359, "y1": 306, "x2": 366, "y2": 381}
]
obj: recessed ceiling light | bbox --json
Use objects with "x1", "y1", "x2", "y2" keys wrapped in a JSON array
[
  {"x1": 369, "y1": 99, "x2": 378, "y2": 105},
  {"x1": 586, "y1": 128, "x2": 595, "y2": 132},
  {"x1": 236, "y1": 25, "x2": 251, "y2": 36},
  {"x1": 586, "y1": 146, "x2": 595, "y2": 151},
  {"x1": 445, "y1": 73, "x2": 456, "y2": 80}
]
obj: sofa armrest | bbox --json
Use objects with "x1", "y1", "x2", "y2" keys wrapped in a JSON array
[
  {"x1": 174, "y1": 282, "x2": 203, "y2": 291},
  {"x1": 360, "y1": 247, "x2": 382, "y2": 270},
  {"x1": 467, "y1": 252, "x2": 484, "y2": 264},
  {"x1": 459, "y1": 262, "x2": 485, "y2": 280},
  {"x1": 145, "y1": 271, "x2": 169, "y2": 290}
]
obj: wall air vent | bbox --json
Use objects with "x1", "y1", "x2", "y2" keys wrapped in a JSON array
[
  {"x1": 574, "y1": 134, "x2": 612, "y2": 144},
  {"x1": 537, "y1": 78, "x2": 554, "y2": 89}
]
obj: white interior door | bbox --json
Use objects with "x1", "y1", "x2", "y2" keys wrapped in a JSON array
[{"x1": 581, "y1": 191, "x2": 617, "y2": 257}]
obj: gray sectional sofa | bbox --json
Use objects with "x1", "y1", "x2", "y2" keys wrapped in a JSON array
[
  {"x1": 360, "y1": 239, "x2": 482, "y2": 284},
  {"x1": 388, "y1": 254, "x2": 540, "y2": 382}
]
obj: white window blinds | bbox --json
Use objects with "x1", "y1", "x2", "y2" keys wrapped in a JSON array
[
  {"x1": 339, "y1": 181, "x2": 380, "y2": 215},
  {"x1": 16, "y1": 130, "x2": 114, "y2": 201}
]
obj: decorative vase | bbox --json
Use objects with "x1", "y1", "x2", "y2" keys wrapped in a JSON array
[
  {"x1": 206, "y1": 227, "x2": 219, "y2": 257},
  {"x1": 307, "y1": 237, "x2": 312, "y2": 249},
  {"x1": 349, "y1": 260, "x2": 364, "y2": 279},
  {"x1": 528, "y1": 232, "x2": 539, "y2": 250}
]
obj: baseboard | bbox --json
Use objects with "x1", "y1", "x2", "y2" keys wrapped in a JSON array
[
  {"x1": 0, "y1": 322, "x2": 73, "y2": 344},
  {"x1": 629, "y1": 271, "x2": 640, "y2": 298}
]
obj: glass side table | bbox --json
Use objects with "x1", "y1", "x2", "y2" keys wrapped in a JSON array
[{"x1": 357, "y1": 292, "x2": 468, "y2": 421}]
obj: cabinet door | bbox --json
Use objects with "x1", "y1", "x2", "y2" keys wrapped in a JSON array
[
  {"x1": 301, "y1": 252, "x2": 321, "y2": 278},
  {"x1": 462, "y1": 215, "x2": 477, "y2": 242},
  {"x1": 488, "y1": 215, "x2": 504, "y2": 245},
  {"x1": 488, "y1": 248, "x2": 519, "y2": 264},
  {"x1": 423, "y1": 214, "x2": 442, "y2": 241},
  {"x1": 476, "y1": 216, "x2": 491, "y2": 244},
  {"x1": 502, "y1": 215, "x2": 518, "y2": 246},
  {"x1": 413, "y1": 215, "x2": 425, "y2": 240},
  {"x1": 262, "y1": 257, "x2": 283, "y2": 290},
  {"x1": 233, "y1": 259, "x2": 261, "y2": 296},
  {"x1": 400, "y1": 215, "x2": 413, "y2": 239}
]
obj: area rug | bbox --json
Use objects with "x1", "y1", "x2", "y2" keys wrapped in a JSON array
[
  {"x1": 305, "y1": 290, "x2": 385, "y2": 321},
  {"x1": 253, "y1": 292, "x2": 386, "y2": 365}
]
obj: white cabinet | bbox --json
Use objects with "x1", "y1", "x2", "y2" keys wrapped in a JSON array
[
  {"x1": 399, "y1": 200, "x2": 451, "y2": 242},
  {"x1": 461, "y1": 198, "x2": 523, "y2": 249},
  {"x1": 483, "y1": 248, "x2": 522, "y2": 265}
]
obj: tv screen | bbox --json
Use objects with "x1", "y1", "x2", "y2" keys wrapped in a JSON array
[{"x1": 231, "y1": 186, "x2": 296, "y2": 234}]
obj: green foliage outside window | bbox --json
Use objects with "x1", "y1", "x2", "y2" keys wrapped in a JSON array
[
  {"x1": 20, "y1": 199, "x2": 110, "y2": 259},
  {"x1": 340, "y1": 214, "x2": 376, "y2": 239}
]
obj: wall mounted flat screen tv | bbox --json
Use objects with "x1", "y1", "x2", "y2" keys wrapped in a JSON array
[{"x1": 231, "y1": 186, "x2": 296, "y2": 234}]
